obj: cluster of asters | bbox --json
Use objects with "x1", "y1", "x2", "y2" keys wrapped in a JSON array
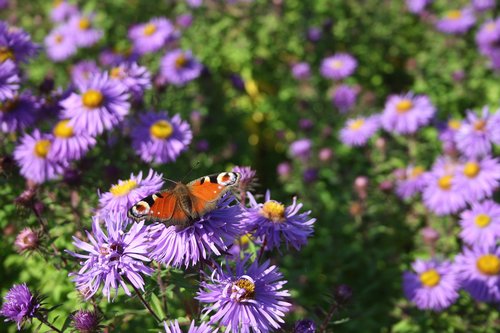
[{"x1": 406, "y1": 0, "x2": 500, "y2": 69}]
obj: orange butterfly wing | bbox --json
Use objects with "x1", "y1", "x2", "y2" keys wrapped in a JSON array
[{"x1": 148, "y1": 190, "x2": 189, "y2": 225}]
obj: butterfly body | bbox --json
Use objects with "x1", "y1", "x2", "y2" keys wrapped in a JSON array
[{"x1": 128, "y1": 172, "x2": 240, "y2": 228}]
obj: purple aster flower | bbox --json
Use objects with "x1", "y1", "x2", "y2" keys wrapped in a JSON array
[
  {"x1": 148, "y1": 194, "x2": 241, "y2": 268},
  {"x1": 403, "y1": 259, "x2": 460, "y2": 311},
  {"x1": 186, "y1": 0, "x2": 203, "y2": 8},
  {"x1": 128, "y1": 17, "x2": 177, "y2": 55},
  {"x1": 459, "y1": 200, "x2": 500, "y2": 248},
  {"x1": 472, "y1": 0, "x2": 495, "y2": 12},
  {"x1": 67, "y1": 216, "x2": 154, "y2": 300},
  {"x1": 44, "y1": 26, "x2": 77, "y2": 62},
  {"x1": 0, "y1": 283, "x2": 43, "y2": 330},
  {"x1": 13, "y1": 130, "x2": 67, "y2": 184},
  {"x1": 108, "y1": 62, "x2": 151, "y2": 97},
  {"x1": 232, "y1": 166, "x2": 257, "y2": 192},
  {"x1": 131, "y1": 111, "x2": 192, "y2": 164},
  {"x1": 422, "y1": 158, "x2": 467, "y2": 216},
  {"x1": 0, "y1": 91, "x2": 37, "y2": 132},
  {"x1": 196, "y1": 258, "x2": 291, "y2": 333},
  {"x1": 320, "y1": 53, "x2": 357, "y2": 80},
  {"x1": 163, "y1": 320, "x2": 217, "y2": 333},
  {"x1": 240, "y1": 190, "x2": 315, "y2": 251},
  {"x1": 436, "y1": 8, "x2": 475, "y2": 35},
  {"x1": 291, "y1": 62, "x2": 310, "y2": 80},
  {"x1": 14, "y1": 227, "x2": 40, "y2": 253},
  {"x1": 67, "y1": 13, "x2": 103, "y2": 48},
  {"x1": 48, "y1": 119, "x2": 96, "y2": 161},
  {"x1": 277, "y1": 161, "x2": 292, "y2": 179},
  {"x1": 289, "y1": 138, "x2": 312, "y2": 160},
  {"x1": 454, "y1": 156, "x2": 500, "y2": 202},
  {"x1": 381, "y1": 93, "x2": 436, "y2": 135},
  {"x1": 71, "y1": 60, "x2": 99, "y2": 86},
  {"x1": 0, "y1": 21, "x2": 39, "y2": 63},
  {"x1": 98, "y1": 169, "x2": 164, "y2": 221},
  {"x1": 71, "y1": 309, "x2": 103, "y2": 333},
  {"x1": 0, "y1": 59, "x2": 19, "y2": 100},
  {"x1": 307, "y1": 27, "x2": 322, "y2": 42},
  {"x1": 455, "y1": 107, "x2": 500, "y2": 158},
  {"x1": 395, "y1": 165, "x2": 428, "y2": 199},
  {"x1": 339, "y1": 115, "x2": 380, "y2": 147},
  {"x1": 406, "y1": 0, "x2": 432, "y2": 14},
  {"x1": 60, "y1": 72, "x2": 130, "y2": 136},
  {"x1": 160, "y1": 49, "x2": 203, "y2": 86},
  {"x1": 50, "y1": 0, "x2": 78, "y2": 22},
  {"x1": 438, "y1": 119, "x2": 461, "y2": 156},
  {"x1": 332, "y1": 84, "x2": 357, "y2": 113},
  {"x1": 476, "y1": 19, "x2": 500, "y2": 56},
  {"x1": 176, "y1": 14, "x2": 193, "y2": 29},
  {"x1": 454, "y1": 246, "x2": 500, "y2": 302},
  {"x1": 293, "y1": 319, "x2": 316, "y2": 333}
]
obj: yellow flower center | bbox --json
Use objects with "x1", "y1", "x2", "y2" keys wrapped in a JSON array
[
  {"x1": 143, "y1": 23, "x2": 157, "y2": 36},
  {"x1": 463, "y1": 162, "x2": 480, "y2": 178},
  {"x1": 410, "y1": 166, "x2": 425, "y2": 178},
  {"x1": 419, "y1": 269, "x2": 441, "y2": 287},
  {"x1": 0, "y1": 46, "x2": 15, "y2": 62},
  {"x1": 446, "y1": 10, "x2": 462, "y2": 20},
  {"x1": 54, "y1": 34, "x2": 64, "y2": 44},
  {"x1": 448, "y1": 119, "x2": 461, "y2": 130},
  {"x1": 175, "y1": 54, "x2": 188, "y2": 69},
  {"x1": 349, "y1": 119, "x2": 365, "y2": 131},
  {"x1": 396, "y1": 99, "x2": 413, "y2": 113},
  {"x1": 34, "y1": 140, "x2": 51, "y2": 158},
  {"x1": 110, "y1": 67, "x2": 123, "y2": 79},
  {"x1": 438, "y1": 175, "x2": 453, "y2": 190},
  {"x1": 110, "y1": 179, "x2": 138, "y2": 197},
  {"x1": 53, "y1": 120, "x2": 74, "y2": 138},
  {"x1": 474, "y1": 120, "x2": 486, "y2": 131},
  {"x1": 475, "y1": 214, "x2": 491, "y2": 228},
  {"x1": 239, "y1": 234, "x2": 251, "y2": 245},
  {"x1": 82, "y1": 89, "x2": 104, "y2": 108},
  {"x1": 330, "y1": 60, "x2": 343, "y2": 69},
  {"x1": 260, "y1": 200, "x2": 286, "y2": 222},
  {"x1": 234, "y1": 278, "x2": 255, "y2": 299},
  {"x1": 150, "y1": 120, "x2": 174, "y2": 139},
  {"x1": 476, "y1": 254, "x2": 500, "y2": 276},
  {"x1": 78, "y1": 18, "x2": 91, "y2": 30}
]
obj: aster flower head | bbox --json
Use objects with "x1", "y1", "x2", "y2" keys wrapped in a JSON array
[
  {"x1": 148, "y1": 194, "x2": 242, "y2": 268},
  {"x1": 98, "y1": 169, "x2": 164, "y2": 221},
  {"x1": 291, "y1": 62, "x2": 310, "y2": 80},
  {"x1": 50, "y1": 0, "x2": 78, "y2": 22},
  {"x1": 454, "y1": 156, "x2": 500, "y2": 202},
  {"x1": 60, "y1": 71, "x2": 130, "y2": 136},
  {"x1": 13, "y1": 130, "x2": 68, "y2": 184},
  {"x1": 14, "y1": 227, "x2": 40, "y2": 254},
  {"x1": 320, "y1": 53, "x2": 357, "y2": 80},
  {"x1": 187, "y1": 0, "x2": 203, "y2": 8},
  {"x1": 455, "y1": 107, "x2": 500, "y2": 158},
  {"x1": 289, "y1": 138, "x2": 312, "y2": 160},
  {"x1": 71, "y1": 309, "x2": 103, "y2": 333},
  {"x1": 454, "y1": 246, "x2": 500, "y2": 302},
  {"x1": 395, "y1": 165, "x2": 428, "y2": 199},
  {"x1": 0, "y1": 91, "x2": 38, "y2": 132},
  {"x1": 197, "y1": 258, "x2": 291, "y2": 333},
  {"x1": 340, "y1": 115, "x2": 380, "y2": 147},
  {"x1": 232, "y1": 165, "x2": 257, "y2": 198},
  {"x1": 403, "y1": 259, "x2": 460, "y2": 311},
  {"x1": 131, "y1": 111, "x2": 192, "y2": 164},
  {"x1": 0, "y1": 59, "x2": 19, "y2": 101},
  {"x1": 163, "y1": 320, "x2": 217, "y2": 333},
  {"x1": 422, "y1": 157, "x2": 467, "y2": 216},
  {"x1": 476, "y1": 19, "x2": 500, "y2": 55},
  {"x1": 459, "y1": 200, "x2": 500, "y2": 248},
  {"x1": 332, "y1": 84, "x2": 357, "y2": 113},
  {"x1": 381, "y1": 93, "x2": 436, "y2": 135},
  {"x1": 472, "y1": 0, "x2": 496, "y2": 12},
  {"x1": 71, "y1": 60, "x2": 99, "y2": 86},
  {"x1": 0, "y1": 283, "x2": 43, "y2": 330},
  {"x1": 67, "y1": 215, "x2": 154, "y2": 300},
  {"x1": 129, "y1": 17, "x2": 177, "y2": 55},
  {"x1": 160, "y1": 49, "x2": 203, "y2": 86},
  {"x1": 438, "y1": 118, "x2": 462, "y2": 156},
  {"x1": 67, "y1": 13, "x2": 103, "y2": 47},
  {"x1": 108, "y1": 62, "x2": 151, "y2": 98},
  {"x1": 44, "y1": 25, "x2": 77, "y2": 62},
  {"x1": 49, "y1": 119, "x2": 96, "y2": 161},
  {"x1": 0, "y1": 21, "x2": 39, "y2": 63},
  {"x1": 240, "y1": 190, "x2": 316, "y2": 252},
  {"x1": 406, "y1": 0, "x2": 432, "y2": 14},
  {"x1": 436, "y1": 8, "x2": 475, "y2": 35}
]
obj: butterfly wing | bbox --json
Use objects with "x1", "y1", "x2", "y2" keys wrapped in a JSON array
[{"x1": 128, "y1": 189, "x2": 190, "y2": 225}]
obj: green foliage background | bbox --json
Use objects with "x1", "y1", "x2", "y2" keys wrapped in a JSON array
[{"x1": 1, "y1": 0, "x2": 499, "y2": 332}]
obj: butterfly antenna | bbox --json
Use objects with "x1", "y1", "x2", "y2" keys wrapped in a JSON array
[
  {"x1": 162, "y1": 177, "x2": 177, "y2": 185},
  {"x1": 180, "y1": 161, "x2": 201, "y2": 183}
]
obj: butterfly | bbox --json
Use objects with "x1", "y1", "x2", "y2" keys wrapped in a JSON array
[{"x1": 127, "y1": 172, "x2": 240, "y2": 228}]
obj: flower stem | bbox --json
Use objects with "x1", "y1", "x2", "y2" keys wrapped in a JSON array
[
  {"x1": 257, "y1": 235, "x2": 267, "y2": 262},
  {"x1": 36, "y1": 314, "x2": 63, "y2": 333},
  {"x1": 129, "y1": 279, "x2": 162, "y2": 323},
  {"x1": 319, "y1": 301, "x2": 339, "y2": 333},
  {"x1": 156, "y1": 262, "x2": 169, "y2": 316}
]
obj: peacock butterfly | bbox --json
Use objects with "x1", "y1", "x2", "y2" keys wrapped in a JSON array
[{"x1": 128, "y1": 172, "x2": 240, "y2": 228}]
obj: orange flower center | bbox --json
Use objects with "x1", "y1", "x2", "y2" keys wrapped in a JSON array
[
  {"x1": 110, "y1": 67, "x2": 123, "y2": 79},
  {"x1": 474, "y1": 120, "x2": 486, "y2": 131},
  {"x1": 437, "y1": 175, "x2": 452, "y2": 190},
  {"x1": 150, "y1": 120, "x2": 174, "y2": 139},
  {"x1": 349, "y1": 119, "x2": 365, "y2": 131},
  {"x1": 234, "y1": 278, "x2": 255, "y2": 299},
  {"x1": 53, "y1": 120, "x2": 74, "y2": 138},
  {"x1": 330, "y1": 60, "x2": 343, "y2": 69},
  {"x1": 110, "y1": 179, "x2": 137, "y2": 196},
  {"x1": 82, "y1": 90, "x2": 104, "y2": 108},
  {"x1": 260, "y1": 200, "x2": 285, "y2": 222},
  {"x1": 143, "y1": 23, "x2": 157, "y2": 36},
  {"x1": 476, "y1": 255, "x2": 500, "y2": 276},
  {"x1": 396, "y1": 99, "x2": 413, "y2": 113},
  {"x1": 54, "y1": 34, "x2": 64, "y2": 44},
  {"x1": 448, "y1": 119, "x2": 461, "y2": 130},
  {"x1": 175, "y1": 54, "x2": 188, "y2": 69},
  {"x1": 419, "y1": 269, "x2": 441, "y2": 287},
  {"x1": 34, "y1": 140, "x2": 51, "y2": 158},
  {"x1": 79, "y1": 18, "x2": 91, "y2": 30},
  {"x1": 0, "y1": 46, "x2": 15, "y2": 62}
]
